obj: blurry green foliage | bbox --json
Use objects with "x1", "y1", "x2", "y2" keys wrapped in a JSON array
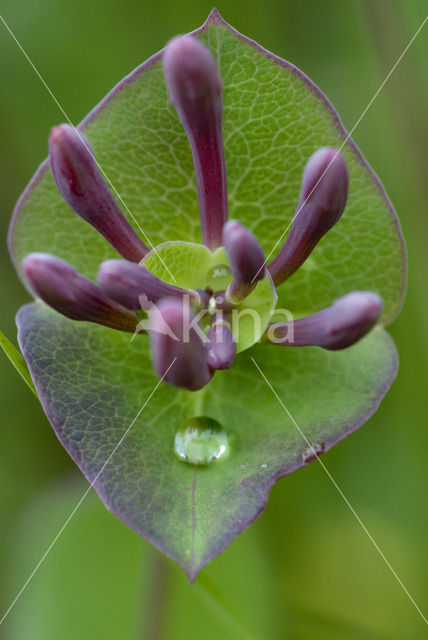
[{"x1": 0, "y1": 0, "x2": 427, "y2": 637}]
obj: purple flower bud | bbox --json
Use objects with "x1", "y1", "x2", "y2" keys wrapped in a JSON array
[
  {"x1": 265, "y1": 291, "x2": 383, "y2": 350},
  {"x1": 49, "y1": 124, "x2": 148, "y2": 262},
  {"x1": 222, "y1": 220, "x2": 265, "y2": 302},
  {"x1": 22, "y1": 253, "x2": 138, "y2": 333},
  {"x1": 206, "y1": 319, "x2": 236, "y2": 370},
  {"x1": 149, "y1": 297, "x2": 212, "y2": 391},
  {"x1": 97, "y1": 259, "x2": 199, "y2": 310},
  {"x1": 163, "y1": 37, "x2": 228, "y2": 250},
  {"x1": 269, "y1": 148, "x2": 348, "y2": 285}
]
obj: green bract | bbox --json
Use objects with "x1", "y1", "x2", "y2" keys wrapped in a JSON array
[{"x1": 9, "y1": 9, "x2": 405, "y2": 578}]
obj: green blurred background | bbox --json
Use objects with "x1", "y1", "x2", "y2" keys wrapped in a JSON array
[{"x1": 0, "y1": 0, "x2": 427, "y2": 638}]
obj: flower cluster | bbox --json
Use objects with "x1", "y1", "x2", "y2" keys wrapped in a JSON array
[{"x1": 22, "y1": 36, "x2": 382, "y2": 392}]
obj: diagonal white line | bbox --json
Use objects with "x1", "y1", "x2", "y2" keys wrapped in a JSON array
[
  {"x1": 252, "y1": 14, "x2": 428, "y2": 282},
  {"x1": 0, "y1": 358, "x2": 177, "y2": 626},
  {"x1": 251, "y1": 356, "x2": 428, "y2": 626},
  {"x1": 0, "y1": 13, "x2": 176, "y2": 283}
]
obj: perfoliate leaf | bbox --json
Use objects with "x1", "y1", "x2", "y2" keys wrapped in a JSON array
[
  {"x1": 9, "y1": 10, "x2": 405, "y2": 576},
  {"x1": 9, "y1": 10, "x2": 404, "y2": 322},
  {"x1": 18, "y1": 303, "x2": 397, "y2": 578}
]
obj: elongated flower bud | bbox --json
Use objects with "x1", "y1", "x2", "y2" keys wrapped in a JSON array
[
  {"x1": 206, "y1": 318, "x2": 236, "y2": 370},
  {"x1": 223, "y1": 220, "x2": 265, "y2": 302},
  {"x1": 163, "y1": 37, "x2": 228, "y2": 249},
  {"x1": 265, "y1": 291, "x2": 382, "y2": 350},
  {"x1": 269, "y1": 148, "x2": 348, "y2": 285},
  {"x1": 149, "y1": 297, "x2": 212, "y2": 391},
  {"x1": 97, "y1": 259, "x2": 198, "y2": 310},
  {"x1": 22, "y1": 253, "x2": 138, "y2": 333},
  {"x1": 49, "y1": 124, "x2": 148, "y2": 262}
]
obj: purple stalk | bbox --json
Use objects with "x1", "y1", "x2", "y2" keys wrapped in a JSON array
[
  {"x1": 222, "y1": 220, "x2": 265, "y2": 302},
  {"x1": 268, "y1": 148, "x2": 348, "y2": 285},
  {"x1": 22, "y1": 253, "x2": 138, "y2": 333},
  {"x1": 49, "y1": 124, "x2": 148, "y2": 262},
  {"x1": 206, "y1": 318, "x2": 236, "y2": 370},
  {"x1": 264, "y1": 292, "x2": 383, "y2": 350},
  {"x1": 97, "y1": 259, "x2": 199, "y2": 310},
  {"x1": 163, "y1": 37, "x2": 228, "y2": 249},
  {"x1": 149, "y1": 297, "x2": 212, "y2": 391}
]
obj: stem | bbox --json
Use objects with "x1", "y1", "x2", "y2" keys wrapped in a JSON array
[
  {"x1": 140, "y1": 551, "x2": 258, "y2": 640},
  {"x1": 143, "y1": 550, "x2": 171, "y2": 640},
  {"x1": 192, "y1": 385, "x2": 209, "y2": 416}
]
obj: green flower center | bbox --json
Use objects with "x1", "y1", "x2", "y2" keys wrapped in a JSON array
[{"x1": 142, "y1": 241, "x2": 277, "y2": 352}]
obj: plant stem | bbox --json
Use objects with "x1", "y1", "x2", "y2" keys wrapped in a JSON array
[
  {"x1": 192, "y1": 385, "x2": 208, "y2": 416},
  {"x1": 143, "y1": 550, "x2": 171, "y2": 640}
]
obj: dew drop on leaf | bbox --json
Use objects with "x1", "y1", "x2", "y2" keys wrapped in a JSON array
[
  {"x1": 205, "y1": 264, "x2": 232, "y2": 291},
  {"x1": 173, "y1": 417, "x2": 229, "y2": 465},
  {"x1": 302, "y1": 442, "x2": 325, "y2": 463}
]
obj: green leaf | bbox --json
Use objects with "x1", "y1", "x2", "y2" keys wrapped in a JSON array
[
  {"x1": 4, "y1": 475, "x2": 145, "y2": 639},
  {"x1": 17, "y1": 302, "x2": 397, "y2": 579},
  {"x1": 0, "y1": 329, "x2": 37, "y2": 397},
  {"x1": 9, "y1": 10, "x2": 405, "y2": 576},
  {"x1": 9, "y1": 10, "x2": 405, "y2": 322}
]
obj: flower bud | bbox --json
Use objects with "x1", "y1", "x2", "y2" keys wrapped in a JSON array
[
  {"x1": 223, "y1": 220, "x2": 265, "y2": 302},
  {"x1": 97, "y1": 259, "x2": 198, "y2": 310},
  {"x1": 269, "y1": 148, "x2": 348, "y2": 285},
  {"x1": 206, "y1": 319, "x2": 236, "y2": 370},
  {"x1": 163, "y1": 37, "x2": 228, "y2": 249},
  {"x1": 49, "y1": 124, "x2": 148, "y2": 262},
  {"x1": 265, "y1": 291, "x2": 382, "y2": 350},
  {"x1": 22, "y1": 253, "x2": 138, "y2": 333},
  {"x1": 149, "y1": 297, "x2": 212, "y2": 391}
]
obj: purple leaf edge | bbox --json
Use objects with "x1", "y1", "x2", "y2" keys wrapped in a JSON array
[{"x1": 17, "y1": 302, "x2": 398, "y2": 581}]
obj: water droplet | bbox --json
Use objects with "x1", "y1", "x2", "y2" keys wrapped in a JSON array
[
  {"x1": 174, "y1": 417, "x2": 229, "y2": 466},
  {"x1": 260, "y1": 463, "x2": 268, "y2": 469},
  {"x1": 206, "y1": 264, "x2": 232, "y2": 291},
  {"x1": 240, "y1": 464, "x2": 246, "y2": 471},
  {"x1": 208, "y1": 296, "x2": 217, "y2": 315},
  {"x1": 302, "y1": 442, "x2": 325, "y2": 463}
]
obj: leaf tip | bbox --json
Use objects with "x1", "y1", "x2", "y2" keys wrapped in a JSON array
[{"x1": 205, "y1": 7, "x2": 225, "y2": 26}]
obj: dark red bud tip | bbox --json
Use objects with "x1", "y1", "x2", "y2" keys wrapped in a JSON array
[
  {"x1": 22, "y1": 253, "x2": 137, "y2": 333},
  {"x1": 163, "y1": 37, "x2": 228, "y2": 249},
  {"x1": 223, "y1": 220, "x2": 265, "y2": 302},
  {"x1": 163, "y1": 36, "x2": 222, "y2": 121},
  {"x1": 266, "y1": 291, "x2": 383, "y2": 350},
  {"x1": 97, "y1": 259, "x2": 196, "y2": 310},
  {"x1": 149, "y1": 297, "x2": 212, "y2": 391},
  {"x1": 268, "y1": 148, "x2": 348, "y2": 285},
  {"x1": 322, "y1": 292, "x2": 383, "y2": 350},
  {"x1": 49, "y1": 124, "x2": 148, "y2": 262},
  {"x1": 299, "y1": 147, "x2": 348, "y2": 215},
  {"x1": 206, "y1": 320, "x2": 236, "y2": 370}
]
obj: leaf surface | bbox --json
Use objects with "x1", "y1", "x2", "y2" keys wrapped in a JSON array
[
  {"x1": 10, "y1": 10, "x2": 405, "y2": 576},
  {"x1": 9, "y1": 10, "x2": 405, "y2": 322},
  {"x1": 17, "y1": 303, "x2": 397, "y2": 578}
]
